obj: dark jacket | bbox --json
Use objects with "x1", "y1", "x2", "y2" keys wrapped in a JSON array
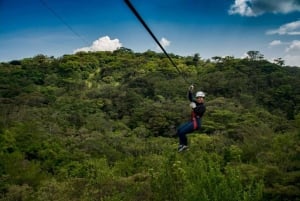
[{"x1": 188, "y1": 91, "x2": 206, "y2": 119}]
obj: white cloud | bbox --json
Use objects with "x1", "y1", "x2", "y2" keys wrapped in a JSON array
[
  {"x1": 266, "y1": 40, "x2": 300, "y2": 66},
  {"x1": 229, "y1": 0, "x2": 300, "y2": 17},
  {"x1": 265, "y1": 21, "x2": 300, "y2": 67},
  {"x1": 228, "y1": 0, "x2": 256, "y2": 16},
  {"x1": 155, "y1": 37, "x2": 171, "y2": 51},
  {"x1": 283, "y1": 54, "x2": 300, "y2": 66},
  {"x1": 241, "y1": 52, "x2": 249, "y2": 59},
  {"x1": 160, "y1": 37, "x2": 170, "y2": 48},
  {"x1": 74, "y1": 36, "x2": 122, "y2": 53},
  {"x1": 281, "y1": 40, "x2": 300, "y2": 66},
  {"x1": 269, "y1": 40, "x2": 282, "y2": 46},
  {"x1": 285, "y1": 40, "x2": 300, "y2": 55},
  {"x1": 266, "y1": 20, "x2": 300, "y2": 35}
]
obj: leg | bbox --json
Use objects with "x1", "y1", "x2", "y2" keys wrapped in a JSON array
[{"x1": 177, "y1": 121, "x2": 194, "y2": 146}]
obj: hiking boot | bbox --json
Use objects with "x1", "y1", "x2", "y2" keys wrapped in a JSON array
[
  {"x1": 177, "y1": 144, "x2": 183, "y2": 151},
  {"x1": 178, "y1": 145, "x2": 188, "y2": 152}
]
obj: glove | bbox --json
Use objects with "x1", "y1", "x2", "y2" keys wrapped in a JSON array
[
  {"x1": 189, "y1": 85, "x2": 194, "y2": 91},
  {"x1": 189, "y1": 102, "x2": 196, "y2": 108}
]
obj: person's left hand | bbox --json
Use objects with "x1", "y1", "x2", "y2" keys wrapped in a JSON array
[{"x1": 190, "y1": 102, "x2": 196, "y2": 108}]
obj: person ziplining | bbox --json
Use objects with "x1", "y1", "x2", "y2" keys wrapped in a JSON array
[{"x1": 177, "y1": 85, "x2": 206, "y2": 152}]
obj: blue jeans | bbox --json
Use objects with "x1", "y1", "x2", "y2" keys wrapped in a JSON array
[{"x1": 177, "y1": 118, "x2": 201, "y2": 146}]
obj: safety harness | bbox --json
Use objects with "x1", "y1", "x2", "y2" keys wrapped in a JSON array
[{"x1": 191, "y1": 110, "x2": 200, "y2": 130}]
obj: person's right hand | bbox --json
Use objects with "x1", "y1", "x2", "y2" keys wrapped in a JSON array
[{"x1": 189, "y1": 85, "x2": 194, "y2": 91}]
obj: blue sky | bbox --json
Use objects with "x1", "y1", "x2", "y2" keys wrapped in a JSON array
[{"x1": 1, "y1": 0, "x2": 300, "y2": 66}]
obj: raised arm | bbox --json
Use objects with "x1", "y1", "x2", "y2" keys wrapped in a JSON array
[{"x1": 188, "y1": 85, "x2": 194, "y2": 102}]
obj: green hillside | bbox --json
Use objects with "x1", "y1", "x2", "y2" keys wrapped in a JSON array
[{"x1": 0, "y1": 49, "x2": 299, "y2": 201}]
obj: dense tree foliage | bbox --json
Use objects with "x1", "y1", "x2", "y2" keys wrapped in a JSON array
[{"x1": 0, "y1": 50, "x2": 299, "y2": 201}]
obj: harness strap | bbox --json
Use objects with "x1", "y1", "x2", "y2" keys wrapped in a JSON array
[{"x1": 191, "y1": 112, "x2": 198, "y2": 129}]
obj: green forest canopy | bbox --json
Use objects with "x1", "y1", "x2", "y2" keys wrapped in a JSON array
[{"x1": 0, "y1": 49, "x2": 299, "y2": 201}]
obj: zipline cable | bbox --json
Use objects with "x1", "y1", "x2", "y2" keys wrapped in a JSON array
[
  {"x1": 39, "y1": 0, "x2": 89, "y2": 46},
  {"x1": 124, "y1": 0, "x2": 190, "y2": 85}
]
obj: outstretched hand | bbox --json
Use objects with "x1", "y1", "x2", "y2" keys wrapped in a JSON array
[{"x1": 189, "y1": 85, "x2": 194, "y2": 91}]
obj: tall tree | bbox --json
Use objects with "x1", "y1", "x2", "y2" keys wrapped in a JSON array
[
  {"x1": 274, "y1": 57, "x2": 285, "y2": 66},
  {"x1": 247, "y1": 50, "x2": 264, "y2": 61},
  {"x1": 193, "y1": 53, "x2": 200, "y2": 67}
]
